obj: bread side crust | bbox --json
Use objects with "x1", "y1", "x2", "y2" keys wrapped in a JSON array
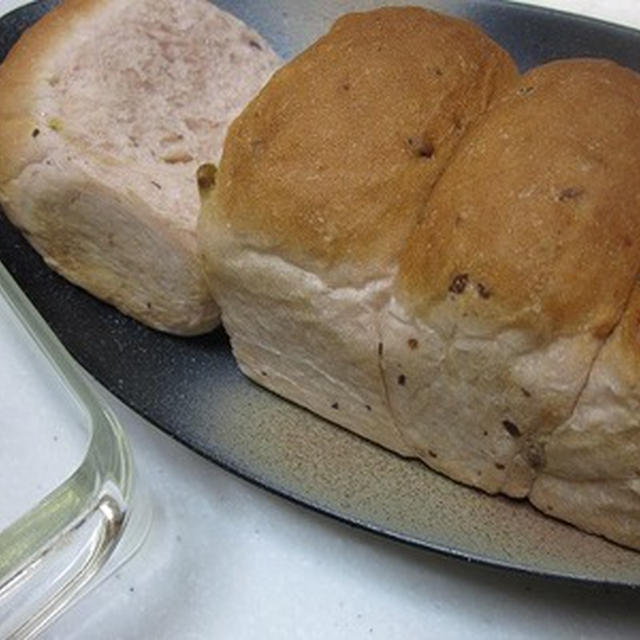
[
  {"x1": 4, "y1": 150, "x2": 215, "y2": 333},
  {"x1": 529, "y1": 285, "x2": 640, "y2": 550},
  {"x1": 198, "y1": 221, "x2": 412, "y2": 453}
]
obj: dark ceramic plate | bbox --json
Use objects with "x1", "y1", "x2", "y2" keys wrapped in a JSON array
[{"x1": 2, "y1": 0, "x2": 640, "y2": 586}]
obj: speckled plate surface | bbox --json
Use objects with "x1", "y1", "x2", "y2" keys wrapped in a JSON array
[{"x1": 2, "y1": 0, "x2": 640, "y2": 586}]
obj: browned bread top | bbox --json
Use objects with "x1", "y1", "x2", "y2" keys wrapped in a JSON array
[
  {"x1": 213, "y1": 7, "x2": 518, "y2": 278},
  {"x1": 397, "y1": 59, "x2": 640, "y2": 339}
]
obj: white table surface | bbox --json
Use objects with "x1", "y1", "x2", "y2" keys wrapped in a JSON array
[{"x1": 2, "y1": 0, "x2": 640, "y2": 638}]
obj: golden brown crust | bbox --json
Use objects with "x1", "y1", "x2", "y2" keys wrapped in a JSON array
[
  {"x1": 212, "y1": 6, "x2": 518, "y2": 275},
  {"x1": 396, "y1": 59, "x2": 640, "y2": 339}
]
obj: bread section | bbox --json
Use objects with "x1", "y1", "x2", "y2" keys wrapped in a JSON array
[
  {"x1": 0, "y1": 0, "x2": 280, "y2": 334},
  {"x1": 198, "y1": 7, "x2": 518, "y2": 453},
  {"x1": 386, "y1": 59, "x2": 640, "y2": 524}
]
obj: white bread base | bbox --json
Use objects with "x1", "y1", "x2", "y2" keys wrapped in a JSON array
[
  {"x1": 382, "y1": 296, "x2": 601, "y2": 496},
  {"x1": 208, "y1": 249, "x2": 640, "y2": 549},
  {"x1": 198, "y1": 222, "x2": 413, "y2": 454}
]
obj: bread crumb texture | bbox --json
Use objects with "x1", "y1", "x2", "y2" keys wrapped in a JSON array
[{"x1": 0, "y1": 0, "x2": 280, "y2": 334}]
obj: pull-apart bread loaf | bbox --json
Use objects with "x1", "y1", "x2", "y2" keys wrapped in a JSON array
[
  {"x1": 199, "y1": 6, "x2": 640, "y2": 550},
  {"x1": 0, "y1": 0, "x2": 279, "y2": 334}
]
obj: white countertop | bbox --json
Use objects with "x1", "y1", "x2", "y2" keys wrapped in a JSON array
[{"x1": 2, "y1": 1, "x2": 640, "y2": 638}]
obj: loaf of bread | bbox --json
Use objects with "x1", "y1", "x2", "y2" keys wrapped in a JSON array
[
  {"x1": 199, "y1": 7, "x2": 640, "y2": 550},
  {"x1": 0, "y1": 0, "x2": 279, "y2": 334}
]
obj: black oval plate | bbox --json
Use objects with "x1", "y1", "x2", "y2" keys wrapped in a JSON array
[{"x1": 2, "y1": 0, "x2": 640, "y2": 586}]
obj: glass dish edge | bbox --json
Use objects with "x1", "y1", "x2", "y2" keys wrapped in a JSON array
[{"x1": 0, "y1": 260, "x2": 151, "y2": 639}]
